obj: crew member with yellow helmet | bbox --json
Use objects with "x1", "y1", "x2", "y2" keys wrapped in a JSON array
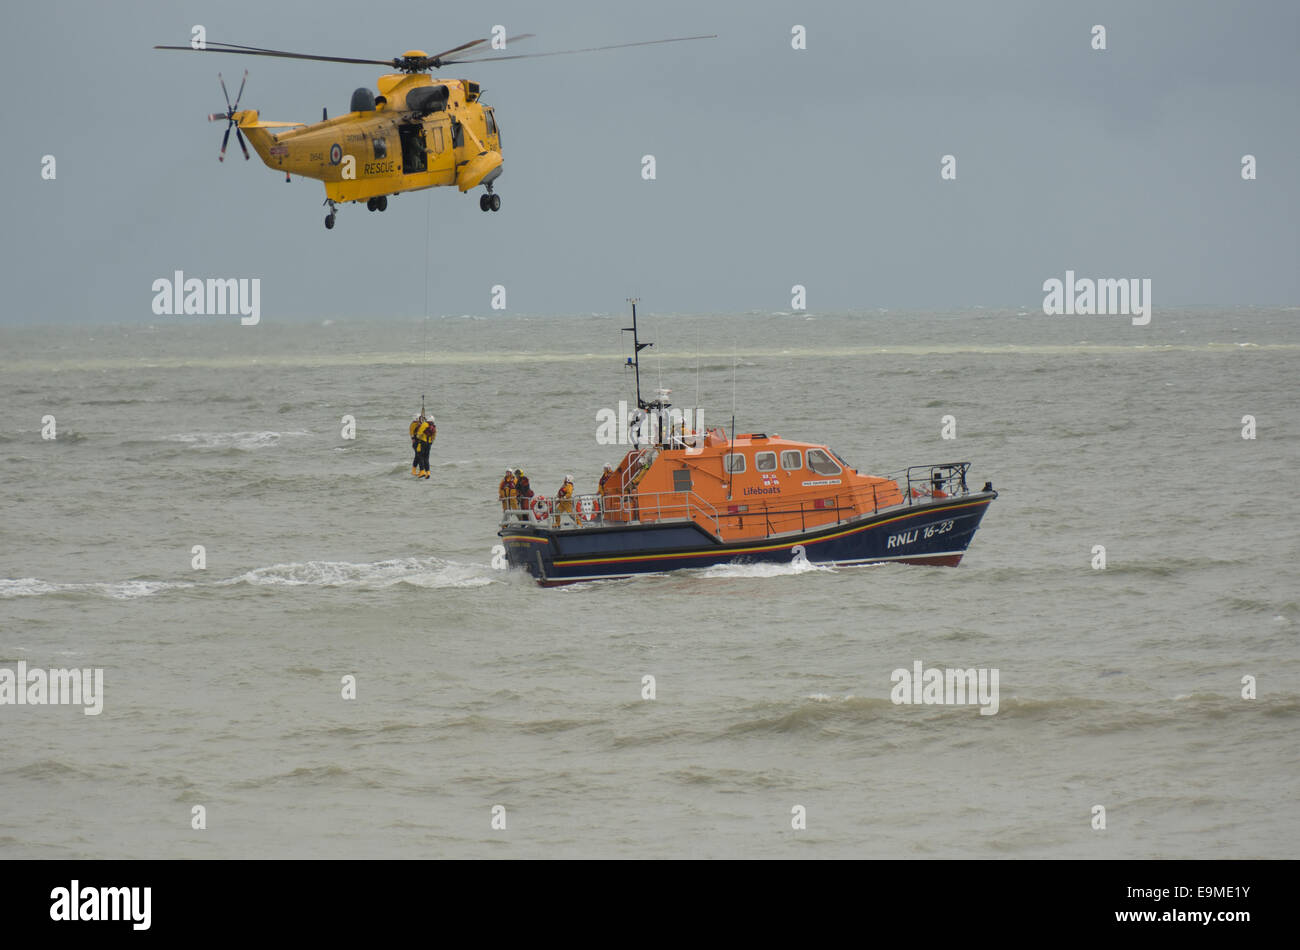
[{"x1": 514, "y1": 469, "x2": 533, "y2": 517}]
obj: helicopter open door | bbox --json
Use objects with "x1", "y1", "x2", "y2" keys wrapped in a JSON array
[{"x1": 398, "y1": 124, "x2": 427, "y2": 174}]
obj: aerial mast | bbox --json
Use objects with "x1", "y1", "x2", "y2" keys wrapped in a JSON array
[{"x1": 623, "y1": 297, "x2": 653, "y2": 411}]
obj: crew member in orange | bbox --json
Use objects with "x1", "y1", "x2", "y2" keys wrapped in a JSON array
[
  {"x1": 498, "y1": 468, "x2": 517, "y2": 512},
  {"x1": 597, "y1": 462, "x2": 618, "y2": 521},
  {"x1": 514, "y1": 469, "x2": 533, "y2": 517}
]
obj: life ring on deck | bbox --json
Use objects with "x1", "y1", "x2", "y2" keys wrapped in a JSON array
[
  {"x1": 530, "y1": 495, "x2": 551, "y2": 520},
  {"x1": 578, "y1": 495, "x2": 600, "y2": 521}
]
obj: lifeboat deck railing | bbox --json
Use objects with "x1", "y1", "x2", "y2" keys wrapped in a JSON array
[
  {"x1": 896, "y1": 462, "x2": 972, "y2": 505},
  {"x1": 500, "y1": 462, "x2": 977, "y2": 542},
  {"x1": 502, "y1": 490, "x2": 722, "y2": 535}
]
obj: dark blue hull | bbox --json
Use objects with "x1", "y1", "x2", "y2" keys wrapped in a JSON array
[{"x1": 499, "y1": 491, "x2": 996, "y2": 585}]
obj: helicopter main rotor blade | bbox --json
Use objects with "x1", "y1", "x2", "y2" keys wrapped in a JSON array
[
  {"x1": 235, "y1": 126, "x2": 250, "y2": 161},
  {"x1": 156, "y1": 43, "x2": 396, "y2": 68},
  {"x1": 231, "y1": 69, "x2": 248, "y2": 112},
  {"x1": 218, "y1": 71, "x2": 233, "y2": 111},
  {"x1": 219, "y1": 124, "x2": 231, "y2": 162},
  {"x1": 439, "y1": 33, "x2": 716, "y2": 65},
  {"x1": 428, "y1": 32, "x2": 536, "y2": 61},
  {"x1": 424, "y1": 37, "x2": 491, "y2": 61}
]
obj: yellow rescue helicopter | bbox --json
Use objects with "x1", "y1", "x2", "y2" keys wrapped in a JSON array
[{"x1": 155, "y1": 34, "x2": 714, "y2": 230}]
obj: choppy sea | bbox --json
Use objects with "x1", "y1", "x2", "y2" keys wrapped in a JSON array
[{"x1": 1, "y1": 307, "x2": 1296, "y2": 857}]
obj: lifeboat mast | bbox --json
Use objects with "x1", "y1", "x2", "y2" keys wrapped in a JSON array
[
  {"x1": 623, "y1": 298, "x2": 653, "y2": 414},
  {"x1": 622, "y1": 299, "x2": 676, "y2": 449}
]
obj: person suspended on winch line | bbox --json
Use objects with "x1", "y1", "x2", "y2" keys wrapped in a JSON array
[
  {"x1": 413, "y1": 414, "x2": 437, "y2": 479},
  {"x1": 409, "y1": 414, "x2": 425, "y2": 477}
]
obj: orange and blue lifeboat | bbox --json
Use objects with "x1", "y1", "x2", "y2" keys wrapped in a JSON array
[{"x1": 499, "y1": 428, "x2": 996, "y2": 585}]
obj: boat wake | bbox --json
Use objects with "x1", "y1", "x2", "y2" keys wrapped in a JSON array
[
  {"x1": 694, "y1": 558, "x2": 836, "y2": 579},
  {"x1": 223, "y1": 557, "x2": 492, "y2": 590}
]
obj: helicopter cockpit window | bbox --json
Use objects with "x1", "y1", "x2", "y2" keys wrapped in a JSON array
[
  {"x1": 485, "y1": 109, "x2": 498, "y2": 136},
  {"x1": 806, "y1": 449, "x2": 842, "y2": 476},
  {"x1": 451, "y1": 119, "x2": 464, "y2": 149}
]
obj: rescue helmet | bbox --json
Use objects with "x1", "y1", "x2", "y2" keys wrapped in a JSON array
[
  {"x1": 505, "y1": 467, "x2": 514, "y2": 476},
  {"x1": 515, "y1": 468, "x2": 524, "y2": 477},
  {"x1": 564, "y1": 474, "x2": 573, "y2": 483},
  {"x1": 412, "y1": 414, "x2": 421, "y2": 421},
  {"x1": 428, "y1": 414, "x2": 435, "y2": 423},
  {"x1": 603, "y1": 463, "x2": 613, "y2": 471}
]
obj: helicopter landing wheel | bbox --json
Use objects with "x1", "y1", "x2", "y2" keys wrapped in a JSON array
[
  {"x1": 479, "y1": 193, "x2": 491, "y2": 212},
  {"x1": 376, "y1": 196, "x2": 387, "y2": 212},
  {"x1": 324, "y1": 213, "x2": 335, "y2": 230},
  {"x1": 366, "y1": 198, "x2": 376, "y2": 211},
  {"x1": 489, "y1": 194, "x2": 501, "y2": 212}
]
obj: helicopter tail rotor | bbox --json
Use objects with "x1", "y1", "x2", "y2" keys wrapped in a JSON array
[{"x1": 210, "y1": 70, "x2": 251, "y2": 162}]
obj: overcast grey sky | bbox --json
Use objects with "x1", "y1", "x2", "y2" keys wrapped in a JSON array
[{"x1": 3, "y1": 0, "x2": 1297, "y2": 324}]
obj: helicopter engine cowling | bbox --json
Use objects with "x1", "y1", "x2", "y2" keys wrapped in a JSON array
[
  {"x1": 405, "y1": 85, "x2": 449, "y2": 114},
  {"x1": 349, "y1": 87, "x2": 376, "y2": 112}
]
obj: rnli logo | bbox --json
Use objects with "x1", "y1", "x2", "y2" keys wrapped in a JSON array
[
  {"x1": 329, "y1": 143, "x2": 343, "y2": 165},
  {"x1": 761, "y1": 473, "x2": 778, "y2": 487}
]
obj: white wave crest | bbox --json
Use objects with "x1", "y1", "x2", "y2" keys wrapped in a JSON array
[
  {"x1": 167, "y1": 431, "x2": 309, "y2": 450},
  {"x1": 1, "y1": 557, "x2": 491, "y2": 600},
  {"x1": 0, "y1": 577, "x2": 192, "y2": 599}
]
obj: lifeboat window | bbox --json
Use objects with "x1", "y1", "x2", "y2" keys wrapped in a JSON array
[
  {"x1": 755, "y1": 451, "x2": 777, "y2": 472},
  {"x1": 806, "y1": 448, "x2": 842, "y2": 476},
  {"x1": 723, "y1": 453, "x2": 746, "y2": 474},
  {"x1": 780, "y1": 450, "x2": 802, "y2": 471}
]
